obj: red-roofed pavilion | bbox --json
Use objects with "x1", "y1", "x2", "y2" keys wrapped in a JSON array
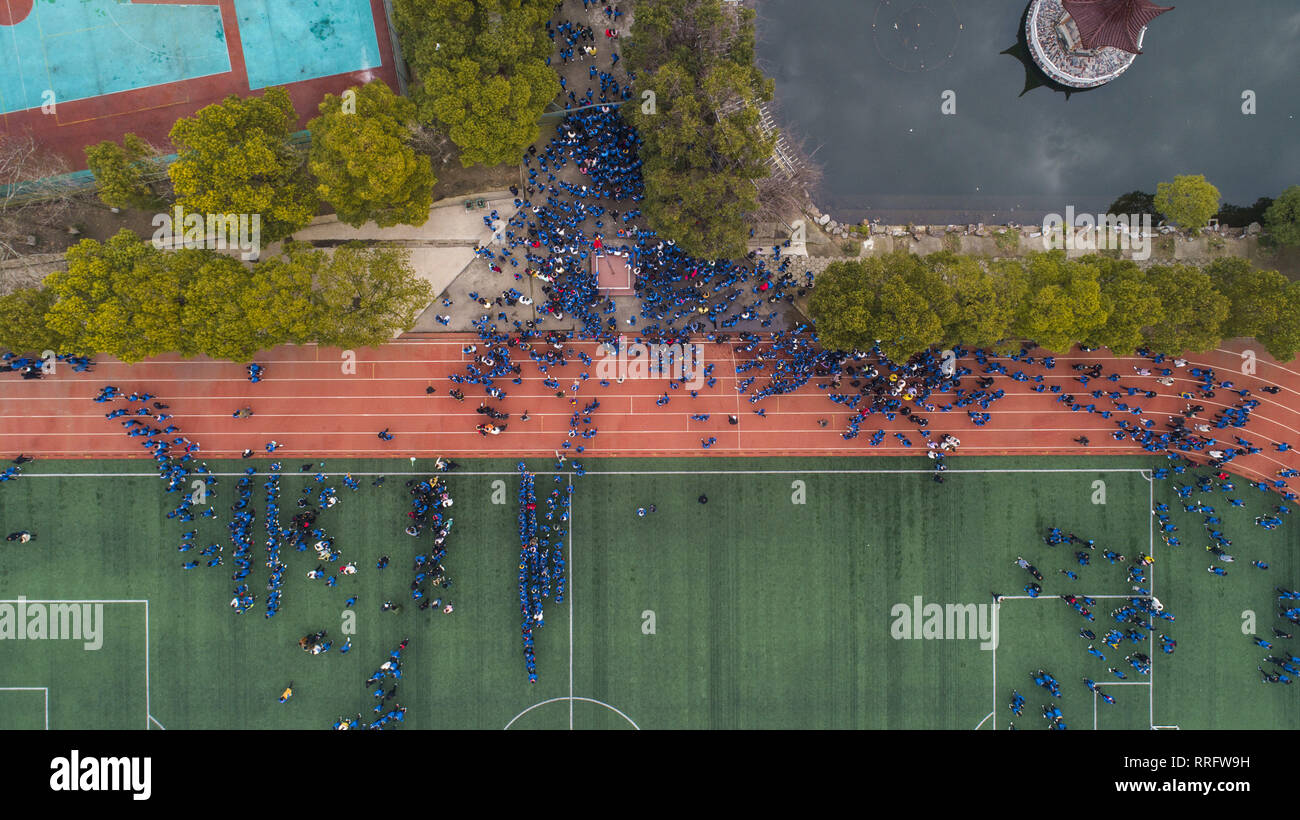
[{"x1": 1061, "y1": 0, "x2": 1174, "y2": 54}]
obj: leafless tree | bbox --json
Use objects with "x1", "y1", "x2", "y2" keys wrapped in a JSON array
[
  {"x1": 0, "y1": 132, "x2": 81, "y2": 261},
  {"x1": 753, "y1": 129, "x2": 822, "y2": 225},
  {"x1": 408, "y1": 123, "x2": 456, "y2": 167}
]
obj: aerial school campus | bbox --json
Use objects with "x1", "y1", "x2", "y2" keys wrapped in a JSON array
[{"x1": 0, "y1": 0, "x2": 1299, "y2": 749}]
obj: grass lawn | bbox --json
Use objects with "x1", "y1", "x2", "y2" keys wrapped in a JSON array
[{"x1": 0, "y1": 456, "x2": 1296, "y2": 729}]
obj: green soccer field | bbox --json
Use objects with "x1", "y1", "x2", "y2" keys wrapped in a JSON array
[{"x1": 0, "y1": 456, "x2": 1296, "y2": 730}]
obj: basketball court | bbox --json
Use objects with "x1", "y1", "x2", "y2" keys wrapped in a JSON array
[{"x1": 0, "y1": 0, "x2": 399, "y2": 168}]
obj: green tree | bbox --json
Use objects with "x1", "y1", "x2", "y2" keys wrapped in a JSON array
[
  {"x1": 1154, "y1": 174, "x2": 1220, "y2": 234},
  {"x1": 1216, "y1": 196, "x2": 1273, "y2": 228},
  {"x1": 84, "y1": 134, "x2": 165, "y2": 211},
  {"x1": 1010, "y1": 252, "x2": 1109, "y2": 354},
  {"x1": 171, "y1": 249, "x2": 284, "y2": 361},
  {"x1": 168, "y1": 87, "x2": 317, "y2": 244},
  {"x1": 44, "y1": 230, "x2": 185, "y2": 362},
  {"x1": 1207, "y1": 257, "x2": 1287, "y2": 340},
  {"x1": 393, "y1": 0, "x2": 558, "y2": 167},
  {"x1": 873, "y1": 274, "x2": 945, "y2": 362},
  {"x1": 0, "y1": 287, "x2": 64, "y2": 354},
  {"x1": 626, "y1": 2, "x2": 775, "y2": 259},
  {"x1": 242, "y1": 253, "x2": 332, "y2": 346},
  {"x1": 927, "y1": 252, "x2": 1015, "y2": 349},
  {"x1": 1141, "y1": 264, "x2": 1229, "y2": 353},
  {"x1": 1083, "y1": 256, "x2": 1163, "y2": 354},
  {"x1": 809, "y1": 258, "x2": 887, "y2": 354},
  {"x1": 308, "y1": 81, "x2": 436, "y2": 228},
  {"x1": 1263, "y1": 185, "x2": 1300, "y2": 246},
  {"x1": 284, "y1": 243, "x2": 432, "y2": 349},
  {"x1": 1256, "y1": 281, "x2": 1300, "y2": 362},
  {"x1": 808, "y1": 251, "x2": 955, "y2": 361}
]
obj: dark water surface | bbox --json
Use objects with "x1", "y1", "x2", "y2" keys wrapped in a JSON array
[{"x1": 755, "y1": 0, "x2": 1299, "y2": 224}]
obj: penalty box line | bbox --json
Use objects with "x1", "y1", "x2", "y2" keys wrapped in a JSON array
[
  {"x1": 992, "y1": 468, "x2": 1156, "y2": 731},
  {"x1": 0, "y1": 599, "x2": 153, "y2": 730}
]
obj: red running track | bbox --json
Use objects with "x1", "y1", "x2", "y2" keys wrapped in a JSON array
[{"x1": 1, "y1": 334, "x2": 1298, "y2": 485}]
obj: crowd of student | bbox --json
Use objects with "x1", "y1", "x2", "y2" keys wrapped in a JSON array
[
  {"x1": 1, "y1": 352, "x2": 92, "y2": 379},
  {"x1": 335, "y1": 642, "x2": 408, "y2": 729},
  {"x1": 516, "y1": 463, "x2": 572, "y2": 681},
  {"x1": 405, "y1": 478, "x2": 456, "y2": 613}
]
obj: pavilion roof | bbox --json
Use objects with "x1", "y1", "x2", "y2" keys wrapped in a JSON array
[{"x1": 1062, "y1": 0, "x2": 1174, "y2": 54}]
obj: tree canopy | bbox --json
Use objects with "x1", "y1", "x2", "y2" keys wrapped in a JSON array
[
  {"x1": 1085, "y1": 257, "x2": 1163, "y2": 355},
  {"x1": 625, "y1": 0, "x2": 775, "y2": 260},
  {"x1": 1153, "y1": 174, "x2": 1220, "y2": 234},
  {"x1": 809, "y1": 251, "x2": 957, "y2": 362},
  {"x1": 2, "y1": 231, "x2": 432, "y2": 361},
  {"x1": 1139, "y1": 263, "x2": 1230, "y2": 354},
  {"x1": 308, "y1": 81, "x2": 436, "y2": 228},
  {"x1": 84, "y1": 134, "x2": 165, "y2": 211},
  {"x1": 1263, "y1": 185, "x2": 1300, "y2": 247},
  {"x1": 1011, "y1": 252, "x2": 1109, "y2": 355},
  {"x1": 168, "y1": 87, "x2": 318, "y2": 244},
  {"x1": 807, "y1": 250, "x2": 1296, "y2": 362},
  {"x1": 392, "y1": 0, "x2": 559, "y2": 167},
  {"x1": 0, "y1": 287, "x2": 64, "y2": 354},
  {"x1": 43, "y1": 230, "x2": 184, "y2": 362}
]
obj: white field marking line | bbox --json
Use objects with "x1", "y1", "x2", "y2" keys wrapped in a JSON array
[
  {"x1": 992, "y1": 606, "x2": 998, "y2": 730},
  {"x1": 146, "y1": 599, "x2": 151, "y2": 731},
  {"x1": 504, "y1": 697, "x2": 639, "y2": 730},
  {"x1": 991, "y1": 471, "x2": 1153, "y2": 729},
  {"x1": 149, "y1": 714, "x2": 166, "y2": 730},
  {"x1": 16, "y1": 468, "x2": 1160, "y2": 480},
  {"x1": 1093, "y1": 690, "x2": 1097, "y2": 730},
  {"x1": 0, "y1": 442, "x2": 1290, "y2": 475},
  {"x1": 0, "y1": 687, "x2": 50, "y2": 730},
  {"x1": 568, "y1": 471, "x2": 574, "y2": 731},
  {"x1": 3, "y1": 450, "x2": 1283, "y2": 473},
  {"x1": 974, "y1": 711, "x2": 994, "y2": 731},
  {"x1": 0, "y1": 599, "x2": 150, "y2": 729},
  {"x1": 996, "y1": 595, "x2": 1138, "y2": 601},
  {"x1": 1152, "y1": 724, "x2": 1181, "y2": 730},
  {"x1": 1147, "y1": 472, "x2": 1156, "y2": 731},
  {"x1": 1091, "y1": 680, "x2": 1151, "y2": 685}
]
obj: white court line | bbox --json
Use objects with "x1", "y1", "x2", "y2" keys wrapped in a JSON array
[
  {"x1": 974, "y1": 710, "x2": 994, "y2": 731},
  {"x1": 0, "y1": 687, "x2": 49, "y2": 730}
]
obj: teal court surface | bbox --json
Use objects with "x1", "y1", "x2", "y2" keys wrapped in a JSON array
[
  {"x1": 233, "y1": 0, "x2": 382, "y2": 90},
  {"x1": 0, "y1": 456, "x2": 1297, "y2": 730},
  {"x1": 0, "y1": 0, "x2": 383, "y2": 116},
  {"x1": 0, "y1": 0, "x2": 229, "y2": 114}
]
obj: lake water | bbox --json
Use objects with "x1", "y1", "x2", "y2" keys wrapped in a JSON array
[{"x1": 755, "y1": 0, "x2": 1300, "y2": 225}]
